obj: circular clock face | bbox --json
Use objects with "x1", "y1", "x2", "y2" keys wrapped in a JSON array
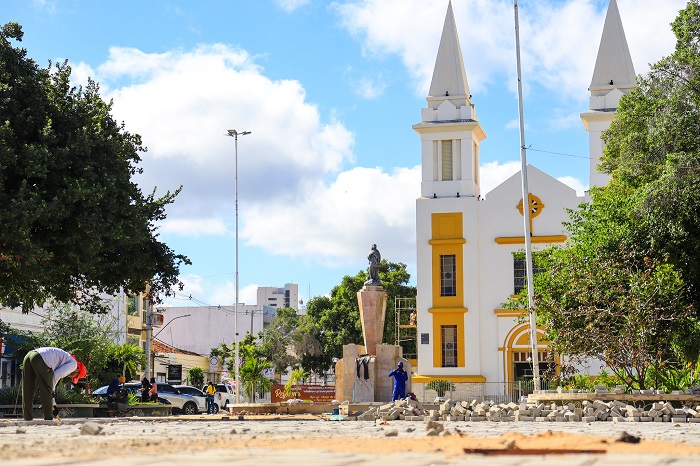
[
  {"x1": 446, "y1": 343, "x2": 453, "y2": 350},
  {"x1": 210, "y1": 357, "x2": 218, "y2": 366}
]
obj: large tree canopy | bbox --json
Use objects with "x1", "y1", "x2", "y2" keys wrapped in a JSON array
[
  {"x1": 601, "y1": 0, "x2": 700, "y2": 307},
  {"x1": 0, "y1": 23, "x2": 189, "y2": 312},
  {"x1": 531, "y1": 1, "x2": 700, "y2": 388}
]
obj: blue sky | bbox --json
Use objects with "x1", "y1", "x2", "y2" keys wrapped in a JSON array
[{"x1": 3, "y1": 0, "x2": 687, "y2": 308}]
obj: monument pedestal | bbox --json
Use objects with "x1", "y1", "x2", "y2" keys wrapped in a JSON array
[
  {"x1": 335, "y1": 343, "x2": 411, "y2": 402},
  {"x1": 334, "y1": 284, "x2": 410, "y2": 402}
]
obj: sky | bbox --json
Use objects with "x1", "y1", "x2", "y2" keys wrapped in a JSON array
[{"x1": 3, "y1": 0, "x2": 688, "y2": 309}]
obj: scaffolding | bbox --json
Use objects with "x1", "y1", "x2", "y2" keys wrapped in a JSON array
[{"x1": 394, "y1": 297, "x2": 417, "y2": 360}]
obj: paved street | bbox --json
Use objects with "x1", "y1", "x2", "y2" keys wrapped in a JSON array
[{"x1": 2, "y1": 415, "x2": 700, "y2": 465}]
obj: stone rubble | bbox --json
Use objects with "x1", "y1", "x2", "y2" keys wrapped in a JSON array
[{"x1": 352, "y1": 394, "x2": 700, "y2": 424}]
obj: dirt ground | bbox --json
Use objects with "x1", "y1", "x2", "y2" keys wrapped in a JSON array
[{"x1": 3, "y1": 415, "x2": 700, "y2": 464}]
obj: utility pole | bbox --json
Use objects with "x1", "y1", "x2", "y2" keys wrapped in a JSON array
[{"x1": 144, "y1": 283, "x2": 153, "y2": 379}]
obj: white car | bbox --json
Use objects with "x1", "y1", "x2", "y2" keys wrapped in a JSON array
[{"x1": 174, "y1": 385, "x2": 218, "y2": 414}]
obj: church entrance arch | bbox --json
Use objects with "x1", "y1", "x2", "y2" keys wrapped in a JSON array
[{"x1": 502, "y1": 323, "x2": 556, "y2": 385}]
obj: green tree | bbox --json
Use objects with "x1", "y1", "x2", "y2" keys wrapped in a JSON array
[
  {"x1": 305, "y1": 260, "x2": 416, "y2": 370},
  {"x1": 535, "y1": 245, "x2": 694, "y2": 389},
  {"x1": 41, "y1": 303, "x2": 119, "y2": 388},
  {"x1": 238, "y1": 344, "x2": 272, "y2": 402},
  {"x1": 600, "y1": 0, "x2": 700, "y2": 312},
  {"x1": 187, "y1": 367, "x2": 204, "y2": 388},
  {"x1": 0, "y1": 23, "x2": 189, "y2": 314},
  {"x1": 530, "y1": 0, "x2": 700, "y2": 388}
]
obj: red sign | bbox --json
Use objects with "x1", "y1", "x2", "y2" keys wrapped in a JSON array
[{"x1": 271, "y1": 383, "x2": 336, "y2": 403}]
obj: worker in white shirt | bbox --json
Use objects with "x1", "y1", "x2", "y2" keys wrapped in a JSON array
[{"x1": 22, "y1": 347, "x2": 86, "y2": 421}]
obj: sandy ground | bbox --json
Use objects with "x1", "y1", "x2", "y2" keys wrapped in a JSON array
[{"x1": 3, "y1": 414, "x2": 700, "y2": 465}]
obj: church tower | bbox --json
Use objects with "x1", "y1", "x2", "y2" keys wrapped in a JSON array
[
  {"x1": 413, "y1": 0, "x2": 486, "y2": 199},
  {"x1": 414, "y1": 1, "x2": 485, "y2": 380},
  {"x1": 581, "y1": 0, "x2": 636, "y2": 188}
]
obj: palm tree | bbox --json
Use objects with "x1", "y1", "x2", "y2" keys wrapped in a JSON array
[{"x1": 239, "y1": 357, "x2": 272, "y2": 402}]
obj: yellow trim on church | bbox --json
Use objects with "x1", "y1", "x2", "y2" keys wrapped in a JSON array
[
  {"x1": 429, "y1": 238, "x2": 467, "y2": 245},
  {"x1": 429, "y1": 212, "x2": 466, "y2": 370},
  {"x1": 493, "y1": 308, "x2": 525, "y2": 317},
  {"x1": 412, "y1": 375, "x2": 486, "y2": 383},
  {"x1": 432, "y1": 311, "x2": 465, "y2": 368},
  {"x1": 494, "y1": 235, "x2": 567, "y2": 244}
]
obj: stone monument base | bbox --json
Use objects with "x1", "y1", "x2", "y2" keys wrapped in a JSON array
[{"x1": 335, "y1": 343, "x2": 411, "y2": 403}]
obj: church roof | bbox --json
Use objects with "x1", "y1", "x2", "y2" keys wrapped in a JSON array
[
  {"x1": 590, "y1": 0, "x2": 636, "y2": 90},
  {"x1": 428, "y1": 1, "x2": 471, "y2": 100}
]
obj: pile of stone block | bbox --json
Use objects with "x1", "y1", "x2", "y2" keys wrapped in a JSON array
[
  {"x1": 352, "y1": 397, "x2": 700, "y2": 423},
  {"x1": 357, "y1": 398, "x2": 429, "y2": 421}
]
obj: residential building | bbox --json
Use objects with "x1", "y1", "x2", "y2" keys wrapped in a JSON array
[{"x1": 257, "y1": 283, "x2": 299, "y2": 311}]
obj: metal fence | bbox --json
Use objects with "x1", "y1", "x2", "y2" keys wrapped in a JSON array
[{"x1": 411, "y1": 380, "x2": 550, "y2": 405}]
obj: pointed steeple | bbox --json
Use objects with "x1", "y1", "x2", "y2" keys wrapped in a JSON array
[
  {"x1": 428, "y1": 1, "x2": 471, "y2": 106},
  {"x1": 590, "y1": 0, "x2": 636, "y2": 92},
  {"x1": 414, "y1": 1, "x2": 485, "y2": 198},
  {"x1": 582, "y1": 0, "x2": 637, "y2": 189}
]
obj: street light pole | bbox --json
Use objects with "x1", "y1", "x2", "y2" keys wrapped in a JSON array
[{"x1": 226, "y1": 129, "x2": 250, "y2": 404}]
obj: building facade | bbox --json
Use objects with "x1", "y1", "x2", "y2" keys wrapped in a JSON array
[
  {"x1": 414, "y1": 0, "x2": 635, "y2": 384},
  {"x1": 256, "y1": 283, "x2": 299, "y2": 311}
]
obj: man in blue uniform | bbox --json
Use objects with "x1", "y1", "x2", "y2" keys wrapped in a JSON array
[{"x1": 388, "y1": 361, "x2": 408, "y2": 401}]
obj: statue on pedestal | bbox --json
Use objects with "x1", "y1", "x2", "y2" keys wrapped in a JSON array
[{"x1": 364, "y1": 244, "x2": 381, "y2": 286}]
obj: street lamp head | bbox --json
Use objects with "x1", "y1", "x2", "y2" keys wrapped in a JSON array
[{"x1": 226, "y1": 129, "x2": 251, "y2": 137}]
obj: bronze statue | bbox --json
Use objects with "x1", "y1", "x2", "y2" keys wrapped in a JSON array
[{"x1": 364, "y1": 244, "x2": 381, "y2": 286}]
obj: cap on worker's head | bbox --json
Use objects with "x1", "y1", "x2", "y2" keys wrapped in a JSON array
[
  {"x1": 397, "y1": 361, "x2": 403, "y2": 367},
  {"x1": 118, "y1": 376, "x2": 126, "y2": 383},
  {"x1": 72, "y1": 361, "x2": 86, "y2": 384}
]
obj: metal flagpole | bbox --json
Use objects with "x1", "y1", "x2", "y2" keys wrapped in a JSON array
[
  {"x1": 513, "y1": 0, "x2": 540, "y2": 391},
  {"x1": 226, "y1": 129, "x2": 251, "y2": 404}
]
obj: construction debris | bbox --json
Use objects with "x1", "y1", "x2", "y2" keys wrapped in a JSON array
[{"x1": 349, "y1": 396, "x2": 700, "y2": 424}]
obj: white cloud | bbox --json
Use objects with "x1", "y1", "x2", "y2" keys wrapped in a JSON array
[
  {"x1": 334, "y1": 0, "x2": 685, "y2": 101},
  {"x1": 480, "y1": 161, "x2": 522, "y2": 196},
  {"x1": 209, "y1": 282, "x2": 259, "y2": 306},
  {"x1": 96, "y1": 44, "x2": 354, "y2": 224},
  {"x1": 275, "y1": 0, "x2": 310, "y2": 12},
  {"x1": 346, "y1": 70, "x2": 387, "y2": 100},
  {"x1": 557, "y1": 176, "x2": 587, "y2": 196},
  {"x1": 242, "y1": 165, "x2": 421, "y2": 266}
]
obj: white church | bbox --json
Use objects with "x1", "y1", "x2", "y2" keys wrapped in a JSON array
[{"x1": 412, "y1": 0, "x2": 636, "y2": 385}]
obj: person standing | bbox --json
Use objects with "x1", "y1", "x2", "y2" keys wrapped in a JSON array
[
  {"x1": 140, "y1": 377, "x2": 151, "y2": 403},
  {"x1": 205, "y1": 381, "x2": 216, "y2": 414},
  {"x1": 148, "y1": 377, "x2": 158, "y2": 402},
  {"x1": 22, "y1": 347, "x2": 86, "y2": 421},
  {"x1": 388, "y1": 361, "x2": 409, "y2": 402}
]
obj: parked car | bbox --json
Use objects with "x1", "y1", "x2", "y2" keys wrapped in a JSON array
[
  {"x1": 92, "y1": 382, "x2": 199, "y2": 415},
  {"x1": 212, "y1": 383, "x2": 236, "y2": 411},
  {"x1": 174, "y1": 385, "x2": 216, "y2": 413},
  {"x1": 92, "y1": 383, "x2": 170, "y2": 405}
]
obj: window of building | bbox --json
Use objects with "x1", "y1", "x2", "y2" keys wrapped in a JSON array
[
  {"x1": 440, "y1": 254, "x2": 456, "y2": 296},
  {"x1": 441, "y1": 140, "x2": 453, "y2": 181},
  {"x1": 127, "y1": 295, "x2": 139, "y2": 316},
  {"x1": 441, "y1": 325, "x2": 458, "y2": 367},
  {"x1": 513, "y1": 253, "x2": 545, "y2": 295}
]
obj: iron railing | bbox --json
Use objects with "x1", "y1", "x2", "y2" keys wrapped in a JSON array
[{"x1": 411, "y1": 380, "x2": 550, "y2": 404}]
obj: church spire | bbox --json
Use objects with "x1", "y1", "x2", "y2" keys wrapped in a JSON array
[
  {"x1": 428, "y1": 1, "x2": 471, "y2": 105},
  {"x1": 590, "y1": 0, "x2": 636, "y2": 93},
  {"x1": 582, "y1": 0, "x2": 637, "y2": 189},
  {"x1": 414, "y1": 1, "x2": 485, "y2": 198}
]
